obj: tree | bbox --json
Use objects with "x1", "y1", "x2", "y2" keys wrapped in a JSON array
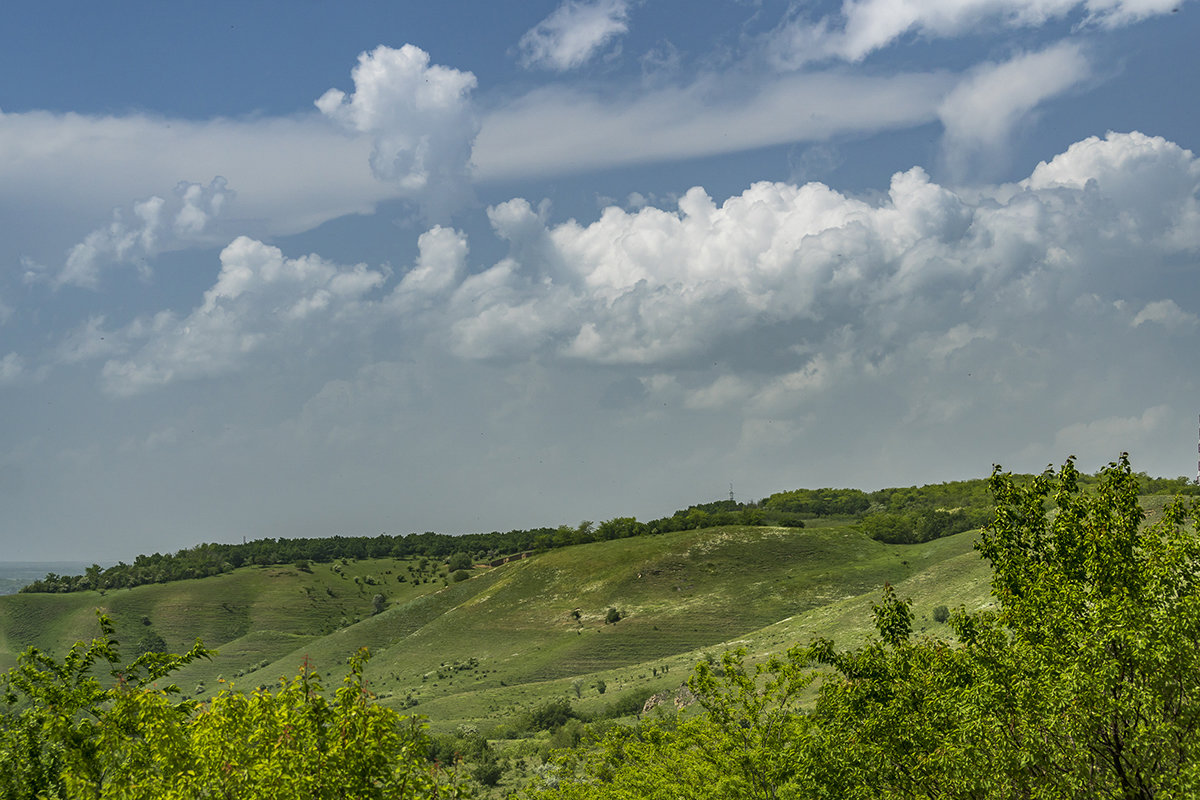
[
  {"x1": 0, "y1": 613, "x2": 212, "y2": 799},
  {"x1": 0, "y1": 618, "x2": 468, "y2": 799}
]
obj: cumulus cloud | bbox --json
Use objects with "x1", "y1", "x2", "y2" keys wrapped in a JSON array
[
  {"x1": 100, "y1": 237, "x2": 386, "y2": 396},
  {"x1": 52, "y1": 177, "x2": 232, "y2": 289},
  {"x1": 389, "y1": 225, "x2": 470, "y2": 312},
  {"x1": 445, "y1": 132, "x2": 1200, "y2": 394},
  {"x1": 769, "y1": 0, "x2": 1187, "y2": 67},
  {"x1": 316, "y1": 44, "x2": 479, "y2": 216},
  {"x1": 938, "y1": 43, "x2": 1091, "y2": 179},
  {"x1": 517, "y1": 0, "x2": 630, "y2": 71}
]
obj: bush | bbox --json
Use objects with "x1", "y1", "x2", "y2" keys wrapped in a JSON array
[
  {"x1": 932, "y1": 604, "x2": 950, "y2": 623},
  {"x1": 605, "y1": 607, "x2": 622, "y2": 624},
  {"x1": 452, "y1": 569, "x2": 471, "y2": 582},
  {"x1": 525, "y1": 697, "x2": 578, "y2": 732}
]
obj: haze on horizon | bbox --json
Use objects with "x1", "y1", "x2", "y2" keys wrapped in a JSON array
[{"x1": 1, "y1": 0, "x2": 1198, "y2": 563}]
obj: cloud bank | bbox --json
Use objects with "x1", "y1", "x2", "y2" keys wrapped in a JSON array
[{"x1": 88, "y1": 132, "x2": 1198, "y2": 417}]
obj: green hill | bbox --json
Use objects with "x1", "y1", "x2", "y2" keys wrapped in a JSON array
[{"x1": 0, "y1": 520, "x2": 997, "y2": 732}]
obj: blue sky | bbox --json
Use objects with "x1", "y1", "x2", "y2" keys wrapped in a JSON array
[{"x1": 2, "y1": 0, "x2": 1198, "y2": 562}]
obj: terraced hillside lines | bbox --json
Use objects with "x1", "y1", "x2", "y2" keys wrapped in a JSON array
[{"x1": 231, "y1": 564, "x2": 511, "y2": 687}]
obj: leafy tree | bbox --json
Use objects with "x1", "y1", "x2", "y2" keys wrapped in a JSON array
[
  {"x1": 0, "y1": 618, "x2": 467, "y2": 799},
  {"x1": 0, "y1": 614, "x2": 212, "y2": 800}
]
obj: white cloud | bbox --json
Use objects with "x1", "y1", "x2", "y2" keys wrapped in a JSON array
[
  {"x1": 99, "y1": 237, "x2": 386, "y2": 396},
  {"x1": 2, "y1": 43, "x2": 478, "y2": 273},
  {"x1": 444, "y1": 132, "x2": 1200, "y2": 387},
  {"x1": 316, "y1": 44, "x2": 479, "y2": 216},
  {"x1": 518, "y1": 0, "x2": 631, "y2": 71},
  {"x1": 53, "y1": 177, "x2": 232, "y2": 289},
  {"x1": 770, "y1": 0, "x2": 1187, "y2": 66},
  {"x1": 473, "y1": 70, "x2": 951, "y2": 180},
  {"x1": 1026, "y1": 131, "x2": 1200, "y2": 248},
  {"x1": 1132, "y1": 299, "x2": 1199, "y2": 328},
  {"x1": 390, "y1": 225, "x2": 469, "y2": 311},
  {"x1": 0, "y1": 109, "x2": 385, "y2": 270},
  {"x1": 684, "y1": 375, "x2": 754, "y2": 410},
  {"x1": 938, "y1": 43, "x2": 1091, "y2": 179}
]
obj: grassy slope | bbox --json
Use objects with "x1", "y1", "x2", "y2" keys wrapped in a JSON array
[{"x1": 0, "y1": 522, "x2": 995, "y2": 729}]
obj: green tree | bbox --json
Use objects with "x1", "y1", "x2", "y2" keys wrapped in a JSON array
[
  {"x1": 0, "y1": 619, "x2": 467, "y2": 799},
  {"x1": 0, "y1": 614, "x2": 212, "y2": 800}
]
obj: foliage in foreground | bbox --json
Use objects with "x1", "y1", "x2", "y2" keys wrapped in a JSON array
[
  {"x1": 0, "y1": 623, "x2": 466, "y2": 799},
  {"x1": 533, "y1": 456, "x2": 1200, "y2": 799}
]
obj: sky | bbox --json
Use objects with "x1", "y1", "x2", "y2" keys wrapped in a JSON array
[{"x1": 2, "y1": 0, "x2": 1199, "y2": 562}]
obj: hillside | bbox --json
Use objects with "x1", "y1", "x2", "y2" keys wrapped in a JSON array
[{"x1": 0, "y1": 520, "x2": 993, "y2": 731}]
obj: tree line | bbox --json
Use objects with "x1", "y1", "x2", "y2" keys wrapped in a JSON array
[{"x1": 22, "y1": 472, "x2": 1197, "y2": 593}]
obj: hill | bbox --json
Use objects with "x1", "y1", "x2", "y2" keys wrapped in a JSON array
[{"x1": 0, "y1": 519, "x2": 994, "y2": 733}]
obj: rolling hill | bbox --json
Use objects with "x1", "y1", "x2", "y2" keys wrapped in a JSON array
[{"x1": 0, "y1": 519, "x2": 995, "y2": 731}]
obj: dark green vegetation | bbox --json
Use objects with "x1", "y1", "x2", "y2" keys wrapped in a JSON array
[{"x1": 2, "y1": 460, "x2": 1197, "y2": 797}]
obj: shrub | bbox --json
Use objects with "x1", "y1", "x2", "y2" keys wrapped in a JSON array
[{"x1": 525, "y1": 698, "x2": 578, "y2": 732}]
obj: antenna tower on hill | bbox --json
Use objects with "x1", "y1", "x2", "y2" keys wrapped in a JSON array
[{"x1": 730, "y1": 483, "x2": 735, "y2": 503}]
